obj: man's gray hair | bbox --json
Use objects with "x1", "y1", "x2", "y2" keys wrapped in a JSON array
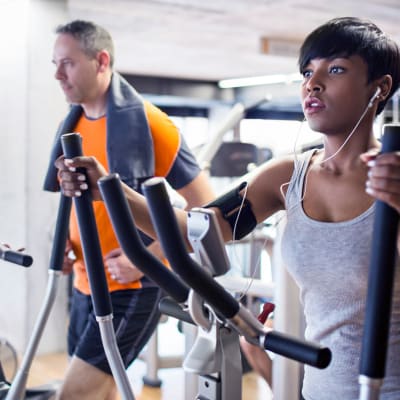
[{"x1": 56, "y1": 20, "x2": 115, "y2": 67}]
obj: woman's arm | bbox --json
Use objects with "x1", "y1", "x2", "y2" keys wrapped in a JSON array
[{"x1": 55, "y1": 154, "x2": 294, "y2": 245}]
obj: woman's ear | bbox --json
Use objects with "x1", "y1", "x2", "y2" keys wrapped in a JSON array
[{"x1": 377, "y1": 75, "x2": 393, "y2": 100}]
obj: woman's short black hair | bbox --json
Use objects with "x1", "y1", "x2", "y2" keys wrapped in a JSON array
[{"x1": 299, "y1": 17, "x2": 400, "y2": 114}]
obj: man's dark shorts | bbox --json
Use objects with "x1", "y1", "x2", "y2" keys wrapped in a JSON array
[{"x1": 68, "y1": 287, "x2": 162, "y2": 374}]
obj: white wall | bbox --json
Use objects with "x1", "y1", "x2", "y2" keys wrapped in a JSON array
[{"x1": 0, "y1": 0, "x2": 70, "y2": 355}]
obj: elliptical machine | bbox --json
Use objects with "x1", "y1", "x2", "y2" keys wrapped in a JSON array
[{"x1": 98, "y1": 173, "x2": 332, "y2": 400}]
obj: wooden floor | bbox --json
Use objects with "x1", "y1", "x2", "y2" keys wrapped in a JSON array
[{"x1": 24, "y1": 352, "x2": 273, "y2": 400}]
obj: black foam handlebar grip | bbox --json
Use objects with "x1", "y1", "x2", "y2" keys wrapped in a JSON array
[
  {"x1": 61, "y1": 133, "x2": 112, "y2": 317},
  {"x1": 0, "y1": 249, "x2": 33, "y2": 267},
  {"x1": 98, "y1": 174, "x2": 189, "y2": 303},
  {"x1": 49, "y1": 195, "x2": 72, "y2": 271},
  {"x1": 360, "y1": 124, "x2": 400, "y2": 378},
  {"x1": 142, "y1": 177, "x2": 240, "y2": 319},
  {"x1": 264, "y1": 331, "x2": 331, "y2": 369}
]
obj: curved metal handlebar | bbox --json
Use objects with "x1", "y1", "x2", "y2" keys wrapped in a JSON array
[
  {"x1": 98, "y1": 173, "x2": 189, "y2": 304},
  {"x1": 60, "y1": 133, "x2": 135, "y2": 400},
  {"x1": 360, "y1": 124, "x2": 400, "y2": 381},
  {"x1": 143, "y1": 177, "x2": 240, "y2": 318}
]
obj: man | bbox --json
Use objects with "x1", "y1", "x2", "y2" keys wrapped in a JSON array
[{"x1": 44, "y1": 20, "x2": 214, "y2": 399}]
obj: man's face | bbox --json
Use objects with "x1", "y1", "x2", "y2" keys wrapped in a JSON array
[{"x1": 52, "y1": 33, "x2": 100, "y2": 105}]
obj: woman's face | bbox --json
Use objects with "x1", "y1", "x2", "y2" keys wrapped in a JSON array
[{"x1": 300, "y1": 55, "x2": 375, "y2": 136}]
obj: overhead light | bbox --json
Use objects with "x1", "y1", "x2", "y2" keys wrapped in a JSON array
[{"x1": 218, "y1": 73, "x2": 302, "y2": 89}]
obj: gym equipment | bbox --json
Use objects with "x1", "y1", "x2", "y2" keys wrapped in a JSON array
[
  {"x1": 98, "y1": 173, "x2": 332, "y2": 400},
  {"x1": 0, "y1": 246, "x2": 33, "y2": 268},
  {"x1": 60, "y1": 133, "x2": 135, "y2": 400},
  {"x1": 4, "y1": 194, "x2": 70, "y2": 400},
  {"x1": 0, "y1": 246, "x2": 58, "y2": 400},
  {"x1": 359, "y1": 123, "x2": 400, "y2": 400},
  {"x1": 0, "y1": 338, "x2": 18, "y2": 384},
  {"x1": 195, "y1": 97, "x2": 271, "y2": 170},
  {"x1": 210, "y1": 142, "x2": 261, "y2": 177},
  {"x1": 5, "y1": 195, "x2": 70, "y2": 400},
  {"x1": 139, "y1": 97, "x2": 271, "y2": 387},
  {"x1": 5, "y1": 194, "x2": 70, "y2": 400}
]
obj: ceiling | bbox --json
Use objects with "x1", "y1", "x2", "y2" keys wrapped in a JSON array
[{"x1": 68, "y1": 0, "x2": 400, "y2": 83}]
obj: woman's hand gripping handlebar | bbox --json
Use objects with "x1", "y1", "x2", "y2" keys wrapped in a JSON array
[{"x1": 142, "y1": 177, "x2": 332, "y2": 369}]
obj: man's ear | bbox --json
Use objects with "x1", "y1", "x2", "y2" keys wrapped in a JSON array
[{"x1": 97, "y1": 50, "x2": 111, "y2": 72}]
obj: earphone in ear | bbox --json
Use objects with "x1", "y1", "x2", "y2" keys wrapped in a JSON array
[{"x1": 368, "y1": 87, "x2": 382, "y2": 108}]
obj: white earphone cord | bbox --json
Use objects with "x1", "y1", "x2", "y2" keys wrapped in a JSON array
[{"x1": 282, "y1": 89, "x2": 378, "y2": 205}]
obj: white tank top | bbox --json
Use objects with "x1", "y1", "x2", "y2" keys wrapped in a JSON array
[{"x1": 281, "y1": 150, "x2": 400, "y2": 400}]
